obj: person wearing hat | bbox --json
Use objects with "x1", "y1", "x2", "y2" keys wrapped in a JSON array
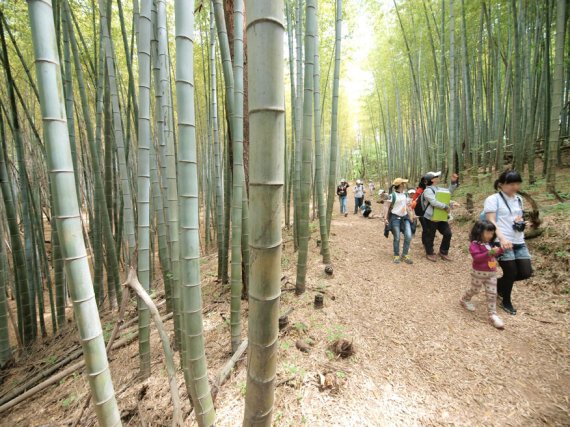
[
  {"x1": 353, "y1": 179, "x2": 366, "y2": 215},
  {"x1": 386, "y1": 178, "x2": 414, "y2": 264},
  {"x1": 421, "y1": 171, "x2": 459, "y2": 261},
  {"x1": 336, "y1": 179, "x2": 349, "y2": 216}
]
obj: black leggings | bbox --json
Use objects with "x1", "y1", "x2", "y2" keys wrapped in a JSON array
[{"x1": 497, "y1": 259, "x2": 533, "y2": 305}]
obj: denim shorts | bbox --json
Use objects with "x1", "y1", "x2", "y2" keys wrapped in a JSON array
[{"x1": 500, "y1": 243, "x2": 531, "y2": 261}]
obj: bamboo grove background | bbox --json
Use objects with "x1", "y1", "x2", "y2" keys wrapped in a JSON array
[
  {"x1": 356, "y1": 0, "x2": 569, "y2": 192},
  {"x1": 0, "y1": 0, "x2": 567, "y2": 425}
]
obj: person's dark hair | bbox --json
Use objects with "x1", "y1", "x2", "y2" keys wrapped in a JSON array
[
  {"x1": 417, "y1": 176, "x2": 427, "y2": 190},
  {"x1": 469, "y1": 220, "x2": 497, "y2": 242},
  {"x1": 425, "y1": 175, "x2": 438, "y2": 186},
  {"x1": 388, "y1": 184, "x2": 395, "y2": 194},
  {"x1": 494, "y1": 169, "x2": 522, "y2": 191}
]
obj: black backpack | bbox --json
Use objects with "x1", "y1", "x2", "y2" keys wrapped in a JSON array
[{"x1": 413, "y1": 189, "x2": 429, "y2": 217}]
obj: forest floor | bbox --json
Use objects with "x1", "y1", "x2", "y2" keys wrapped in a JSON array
[{"x1": 1, "y1": 172, "x2": 570, "y2": 426}]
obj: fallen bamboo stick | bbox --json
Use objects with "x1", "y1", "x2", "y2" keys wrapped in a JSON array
[
  {"x1": 0, "y1": 312, "x2": 173, "y2": 414},
  {"x1": 216, "y1": 339, "x2": 248, "y2": 388},
  {"x1": 0, "y1": 346, "x2": 83, "y2": 406},
  {"x1": 123, "y1": 268, "x2": 183, "y2": 427}
]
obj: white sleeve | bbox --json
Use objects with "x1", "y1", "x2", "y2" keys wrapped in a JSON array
[{"x1": 483, "y1": 194, "x2": 498, "y2": 213}]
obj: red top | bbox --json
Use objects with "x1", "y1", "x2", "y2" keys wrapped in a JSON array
[
  {"x1": 410, "y1": 188, "x2": 424, "y2": 209},
  {"x1": 469, "y1": 241, "x2": 504, "y2": 272}
]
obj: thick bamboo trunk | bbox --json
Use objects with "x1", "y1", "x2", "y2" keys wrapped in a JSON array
[
  {"x1": 295, "y1": 0, "x2": 316, "y2": 295},
  {"x1": 137, "y1": 0, "x2": 153, "y2": 378},
  {"x1": 326, "y1": 0, "x2": 342, "y2": 235},
  {"x1": 174, "y1": 1, "x2": 216, "y2": 424},
  {"x1": 243, "y1": 0, "x2": 284, "y2": 424},
  {"x1": 27, "y1": 1, "x2": 121, "y2": 424}
]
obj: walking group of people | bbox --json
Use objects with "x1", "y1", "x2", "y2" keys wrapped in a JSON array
[
  {"x1": 337, "y1": 169, "x2": 533, "y2": 330},
  {"x1": 336, "y1": 179, "x2": 373, "y2": 217}
]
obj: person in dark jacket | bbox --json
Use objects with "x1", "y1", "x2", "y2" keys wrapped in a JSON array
[{"x1": 336, "y1": 179, "x2": 349, "y2": 216}]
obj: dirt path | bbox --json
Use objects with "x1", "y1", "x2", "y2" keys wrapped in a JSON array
[
  {"x1": 216, "y1": 206, "x2": 569, "y2": 426},
  {"x1": 2, "y1": 202, "x2": 568, "y2": 426}
]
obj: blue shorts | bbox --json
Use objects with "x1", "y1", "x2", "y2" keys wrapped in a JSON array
[{"x1": 500, "y1": 243, "x2": 531, "y2": 261}]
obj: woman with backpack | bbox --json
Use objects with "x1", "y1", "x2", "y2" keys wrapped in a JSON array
[
  {"x1": 336, "y1": 179, "x2": 349, "y2": 216},
  {"x1": 483, "y1": 170, "x2": 532, "y2": 315},
  {"x1": 385, "y1": 178, "x2": 413, "y2": 264},
  {"x1": 420, "y1": 171, "x2": 459, "y2": 262}
]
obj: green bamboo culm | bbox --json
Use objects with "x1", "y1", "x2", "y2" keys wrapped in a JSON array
[
  {"x1": 137, "y1": 0, "x2": 153, "y2": 379},
  {"x1": 0, "y1": 13, "x2": 37, "y2": 345},
  {"x1": 295, "y1": 0, "x2": 316, "y2": 295},
  {"x1": 0, "y1": 112, "x2": 30, "y2": 347},
  {"x1": 150, "y1": 1, "x2": 173, "y2": 315},
  {"x1": 213, "y1": 0, "x2": 243, "y2": 349},
  {"x1": 292, "y1": 0, "x2": 303, "y2": 250},
  {"x1": 546, "y1": 0, "x2": 567, "y2": 193},
  {"x1": 242, "y1": 0, "x2": 284, "y2": 424},
  {"x1": 26, "y1": 1, "x2": 121, "y2": 425},
  {"x1": 157, "y1": 0, "x2": 182, "y2": 348},
  {"x1": 213, "y1": 0, "x2": 233, "y2": 287},
  {"x1": 230, "y1": 0, "x2": 245, "y2": 354},
  {"x1": 325, "y1": 0, "x2": 342, "y2": 236},
  {"x1": 209, "y1": 3, "x2": 224, "y2": 284},
  {"x1": 312, "y1": 3, "x2": 330, "y2": 265},
  {"x1": 99, "y1": 0, "x2": 137, "y2": 264},
  {"x1": 0, "y1": 184, "x2": 12, "y2": 367},
  {"x1": 62, "y1": 0, "x2": 122, "y2": 310},
  {"x1": 174, "y1": 1, "x2": 216, "y2": 425}
]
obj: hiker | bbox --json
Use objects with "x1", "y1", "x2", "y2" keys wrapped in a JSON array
[
  {"x1": 460, "y1": 220, "x2": 505, "y2": 329},
  {"x1": 411, "y1": 176, "x2": 428, "y2": 233},
  {"x1": 411, "y1": 176, "x2": 427, "y2": 215},
  {"x1": 336, "y1": 179, "x2": 349, "y2": 216},
  {"x1": 368, "y1": 180, "x2": 375, "y2": 194},
  {"x1": 354, "y1": 179, "x2": 366, "y2": 214},
  {"x1": 385, "y1": 178, "x2": 413, "y2": 264},
  {"x1": 421, "y1": 171, "x2": 459, "y2": 262},
  {"x1": 483, "y1": 169, "x2": 532, "y2": 315},
  {"x1": 408, "y1": 189, "x2": 418, "y2": 235},
  {"x1": 361, "y1": 200, "x2": 373, "y2": 218},
  {"x1": 377, "y1": 190, "x2": 390, "y2": 221}
]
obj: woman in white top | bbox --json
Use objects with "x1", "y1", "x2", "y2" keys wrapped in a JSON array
[
  {"x1": 385, "y1": 178, "x2": 413, "y2": 264},
  {"x1": 353, "y1": 179, "x2": 366, "y2": 214},
  {"x1": 483, "y1": 170, "x2": 532, "y2": 315}
]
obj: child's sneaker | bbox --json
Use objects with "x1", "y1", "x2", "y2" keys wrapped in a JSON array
[
  {"x1": 401, "y1": 255, "x2": 413, "y2": 264},
  {"x1": 393, "y1": 256, "x2": 401, "y2": 264},
  {"x1": 460, "y1": 298, "x2": 475, "y2": 312},
  {"x1": 489, "y1": 314, "x2": 505, "y2": 329}
]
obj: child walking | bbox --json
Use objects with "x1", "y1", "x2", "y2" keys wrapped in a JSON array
[{"x1": 460, "y1": 220, "x2": 505, "y2": 329}]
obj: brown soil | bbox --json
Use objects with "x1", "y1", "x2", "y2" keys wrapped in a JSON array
[{"x1": 1, "y1": 197, "x2": 569, "y2": 426}]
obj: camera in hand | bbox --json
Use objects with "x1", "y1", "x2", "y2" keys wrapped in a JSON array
[{"x1": 512, "y1": 221, "x2": 526, "y2": 232}]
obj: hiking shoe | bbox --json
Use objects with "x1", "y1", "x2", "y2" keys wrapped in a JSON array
[
  {"x1": 460, "y1": 299, "x2": 475, "y2": 312},
  {"x1": 500, "y1": 302, "x2": 517, "y2": 315},
  {"x1": 401, "y1": 255, "x2": 413, "y2": 264},
  {"x1": 489, "y1": 314, "x2": 505, "y2": 329},
  {"x1": 439, "y1": 253, "x2": 452, "y2": 261},
  {"x1": 426, "y1": 254, "x2": 437, "y2": 262},
  {"x1": 393, "y1": 256, "x2": 401, "y2": 264}
]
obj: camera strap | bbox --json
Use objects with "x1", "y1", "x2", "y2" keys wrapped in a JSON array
[{"x1": 498, "y1": 192, "x2": 522, "y2": 215}]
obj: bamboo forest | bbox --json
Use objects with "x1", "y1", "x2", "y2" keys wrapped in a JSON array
[{"x1": 0, "y1": 0, "x2": 569, "y2": 425}]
